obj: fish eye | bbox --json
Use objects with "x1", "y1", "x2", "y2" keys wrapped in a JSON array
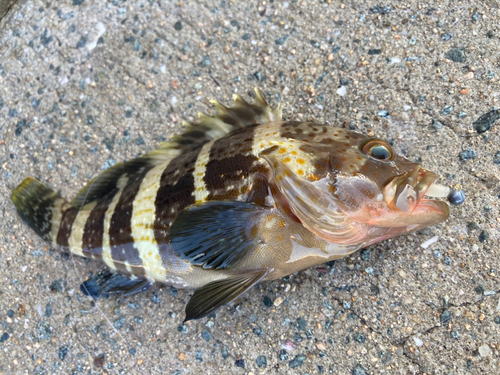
[{"x1": 361, "y1": 140, "x2": 394, "y2": 161}]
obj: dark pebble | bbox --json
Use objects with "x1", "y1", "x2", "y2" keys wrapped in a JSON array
[
  {"x1": 37, "y1": 321, "x2": 52, "y2": 340},
  {"x1": 263, "y1": 296, "x2": 273, "y2": 307},
  {"x1": 468, "y1": 222, "x2": 480, "y2": 230},
  {"x1": 441, "y1": 310, "x2": 452, "y2": 325},
  {"x1": 376, "y1": 110, "x2": 390, "y2": 117},
  {"x1": 289, "y1": 354, "x2": 306, "y2": 368},
  {"x1": 279, "y1": 349, "x2": 289, "y2": 361},
  {"x1": 58, "y1": 346, "x2": 69, "y2": 360},
  {"x1": 368, "y1": 48, "x2": 381, "y2": 55},
  {"x1": 0, "y1": 332, "x2": 9, "y2": 343},
  {"x1": 494, "y1": 316, "x2": 500, "y2": 324},
  {"x1": 459, "y1": 149, "x2": 476, "y2": 161},
  {"x1": 174, "y1": 21, "x2": 183, "y2": 31},
  {"x1": 151, "y1": 292, "x2": 160, "y2": 303},
  {"x1": 451, "y1": 330, "x2": 460, "y2": 339},
  {"x1": 447, "y1": 189, "x2": 465, "y2": 205},
  {"x1": 8, "y1": 108, "x2": 17, "y2": 117},
  {"x1": 7, "y1": 310, "x2": 14, "y2": 318},
  {"x1": 360, "y1": 249, "x2": 370, "y2": 260},
  {"x1": 87, "y1": 115, "x2": 94, "y2": 125},
  {"x1": 253, "y1": 327, "x2": 263, "y2": 336},
  {"x1": 50, "y1": 279, "x2": 64, "y2": 293},
  {"x1": 297, "y1": 317, "x2": 307, "y2": 330},
  {"x1": 353, "y1": 333, "x2": 366, "y2": 343},
  {"x1": 129, "y1": 347, "x2": 136, "y2": 355},
  {"x1": 169, "y1": 286, "x2": 178, "y2": 296},
  {"x1": 32, "y1": 97, "x2": 41, "y2": 109},
  {"x1": 473, "y1": 109, "x2": 500, "y2": 133},
  {"x1": 432, "y1": 119, "x2": 444, "y2": 131},
  {"x1": 93, "y1": 355, "x2": 105, "y2": 368},
  {"x1": 73, "y1": 0, "x2": 84, "y2": 4},
  {"x1": 221, "y1": 345, "x2": 229, "y2": 359},
  {"x1": 479, "y1": 230, "x2": 489, "y2": 242},
  {"x1": 275, "y1": 35, "x2": 289, "y2": 45},
  {"x1": 445, "y1": 47, "x2": 466, "y2": 63},
  {"x1": 256, "y1": 355, "x2": 267, "y2": 367},
  {"x1": 370, "y1": 284, "x2": 380, "y2": 295},
  {"x1": 440, "y1": 105, "x2": 453, "y2": 115},
  {"x1": 177, "y1": 324, "x2": 188, "y2": 333},
  {"x1": 369, "y1": 6, "x2": 391, "y2": 14},
  {"x1": 45, "y1": 304, "x2": 52, "y2": 318},
  {"x1": 235, "y1": 359, "x2": 245, "y2": 368},
  {"x1": 442, "y1": 33, "x2": 453, "y2": 41},
  {"x1": 198, "y1": 56, "x2": 211, "y2": 67},
  {"x1": 201, "y1": 329, "x2": 211, "y2": 341},
  {"x1": 113, "y1": 316, "x2": 125, "y2": 330},
  {"x1": 352, "y1": 364, "x2": 369, "y2": 375},
  {"x1": 76, "y1": 36, "x2": 88, "y2": 49},
  {"x1": 475, "y1": 285, "x2": 485, "y2": 294}
]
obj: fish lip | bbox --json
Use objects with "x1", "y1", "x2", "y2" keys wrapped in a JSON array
[{"x1": 385, "y1": 167, "x2": 442, "y2": 213}]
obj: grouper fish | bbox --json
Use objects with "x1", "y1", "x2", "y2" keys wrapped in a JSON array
[{"x1": 11, "y1": 89, "x2": 465, "y2": 321}]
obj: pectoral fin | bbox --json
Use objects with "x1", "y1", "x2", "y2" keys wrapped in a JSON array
[
  {"x1": 184, "y1": 270, "x2": 269, "y2": 321},
  {"x1": 170, "y1": 201, "x2": 268, "y2": 270}
]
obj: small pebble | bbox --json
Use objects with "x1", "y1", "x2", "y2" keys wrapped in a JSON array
[
  {"x1": 235, "y1": 359, "x2": 245, "y2": 368},
  {"x1": 459, "y1": 149, "x2": 476, "y2": 161},
  {"x1": 478, "y1": 344, "x2": 491, "y2": 357},
  {"x1": 256, "y1": 355, "x2": 267, "y2": 367},
  {"x1": 441, "y1": 310, "x2": 452, "y2": 325},
  {"x1": 289, "y1": 354, "x2": 306, "y2": 368},
  {"x1": 201, "y1": 329, "x2": 211, "y2": 341},
  {"x1": 445, "y1": 47, "x2": 466, "y2": 63},
  {"x1": 352, "y1": 364, "x2": 368, "y2": 375},
  {"x1": 448, "y1": 190, "x2": 465, "y2": 205}
]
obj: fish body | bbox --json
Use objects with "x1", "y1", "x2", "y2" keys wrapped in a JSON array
[{"x1": 11, "y1": 89, "x2": 456, "y2": 320}]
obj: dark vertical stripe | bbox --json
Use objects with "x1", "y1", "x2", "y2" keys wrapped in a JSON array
[
  {"x1": 153, "y1": 150, "x2": 199, "y2": 246},
  {"x1": 81, "y1": 190, "x2": 117, "y2": 261},
  {"x1": 109, "y1": 171, "x2": 150, "y2": 276},
  {"x1": 56, "y1": 207, "x2": 78, "y2": 249},
  {"x1": 204, "y1": 125, "x2": 270, "y2": 205}
]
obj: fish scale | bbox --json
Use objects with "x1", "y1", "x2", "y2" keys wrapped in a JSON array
[{"x1": 11, "y1": 88, "x2": 462, "y2": 321}]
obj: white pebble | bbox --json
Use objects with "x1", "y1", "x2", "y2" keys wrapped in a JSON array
[
  {"x1": 479, "y1": 344, "x2": 491, "y2": 357},
  {"x1": 336, "y1": 85, "x2": 347, "y2": 96},
  {"x1": 420, "y1": 235, "x2": 439, "y2": 249},
  {"x1": 413, "y1": 337, "x2": 424, "y2": 347},
  {"x1": 171, "y1": 96, "x2": 177, "y2": 105}
]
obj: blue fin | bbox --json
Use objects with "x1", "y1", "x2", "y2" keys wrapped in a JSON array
[
  {"x1": 170, "y1": 201, "x2": 268, "y2": 270},
  {"x1": 184, "y1": 270, "x2": 268, "y2": 321},
  {"x1": 80, "y1": 269, "x2": 152, "y2": 299}
]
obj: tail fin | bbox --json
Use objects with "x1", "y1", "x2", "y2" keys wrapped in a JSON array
[{"x1": 11, "y1": 177, "x2": 67, "y2": 243}]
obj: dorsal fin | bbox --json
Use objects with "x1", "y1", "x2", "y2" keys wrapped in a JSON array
[
  {"x1": 71, "y1": 88, "x2": 280, "y2": 209},
  {"x1": 157, "y1": 88, "x2": 282, "y2": 154}
]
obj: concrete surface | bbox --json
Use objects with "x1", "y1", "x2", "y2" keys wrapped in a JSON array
[{"x1": 1, "y1": 0, "x2": 499, "y2": 374}]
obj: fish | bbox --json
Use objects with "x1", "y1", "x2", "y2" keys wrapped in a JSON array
[{"x1": 11, "y1": 89, "x2": 464, "y2": 321}]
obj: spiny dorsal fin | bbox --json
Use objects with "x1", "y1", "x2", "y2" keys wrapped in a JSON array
[
  {"x1": 71, "y1": 89, "x2": 280, "y2": 209},
  {"x1": 158, "y1": 88, "x2": 282, "y2": 154}
]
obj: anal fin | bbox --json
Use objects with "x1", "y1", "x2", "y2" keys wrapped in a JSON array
[
  {"x1": 184, "y1": 269, "x2": 269, "y2": 322},
  {"x1": 80, "y1": 269, "x2": 153, "y2": 299}
]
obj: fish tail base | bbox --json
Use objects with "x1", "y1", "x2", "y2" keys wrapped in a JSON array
[{"x1": 11, "y1": 177, "x2": 66, "y2": 243}]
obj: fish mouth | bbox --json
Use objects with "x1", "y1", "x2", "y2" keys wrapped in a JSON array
[{"x1": 383, "y1": 167, "x2": 451, "y2": 213}]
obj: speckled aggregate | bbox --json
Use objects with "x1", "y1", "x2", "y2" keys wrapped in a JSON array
[{"x1": 1, "y1": 0, "x2": 499, "y2": 374}]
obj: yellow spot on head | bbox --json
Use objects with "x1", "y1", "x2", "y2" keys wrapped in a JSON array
[
  {"x1": 279, "y1": 148, "x2": 287, "y2": 154},
  {"x1": 291, "y1": 150, "x2": 298, "y2": 156},
  {"x1": 296, "y1": 158, "x2": 305, "y2": 165},
  {"x1": 283, "y1": 157, "x2": 291, "y2": 163},
  {"x1": 297, "y1": 169, "x2": 304, "y2": 176}
]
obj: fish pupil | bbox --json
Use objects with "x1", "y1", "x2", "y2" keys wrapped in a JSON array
[{"x1": 370, "y1": 145, "x2": 390, "y2": 160}]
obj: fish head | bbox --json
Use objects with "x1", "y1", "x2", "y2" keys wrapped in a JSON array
[{"x1": 264, "y1": 123, "x2": 450, "y2": 247}]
